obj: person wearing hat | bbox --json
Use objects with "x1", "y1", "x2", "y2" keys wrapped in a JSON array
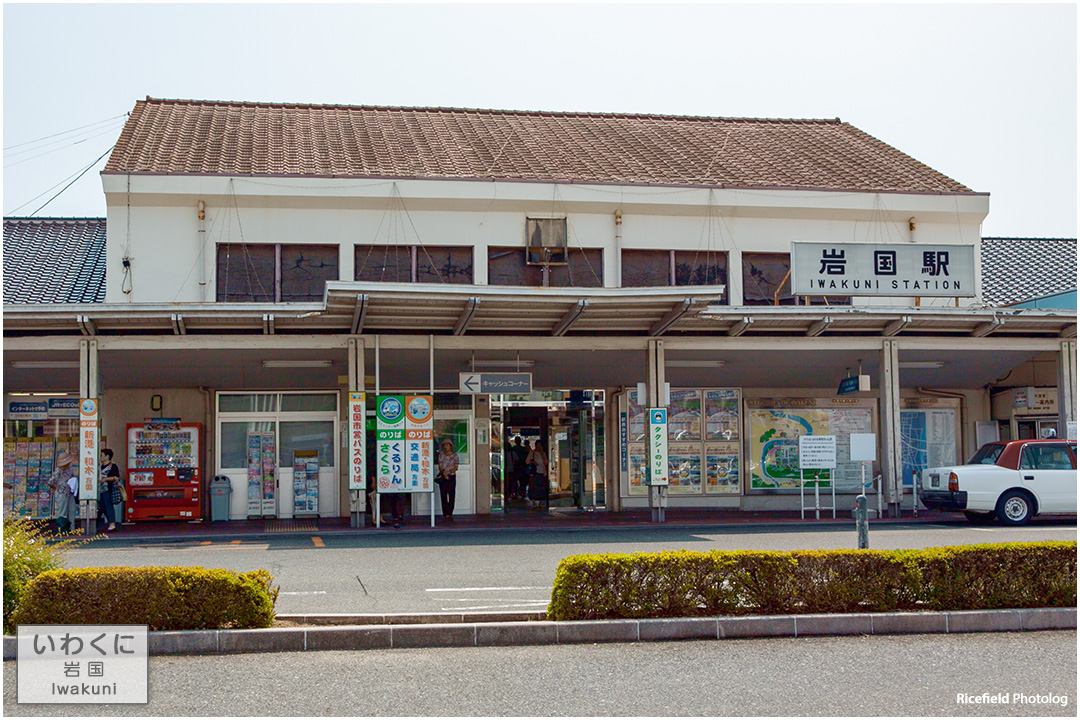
[
  {"x1": 49, "y1": 452, "x2": 78, "y2": 534},
  {"x1": 436, "y1": 439, "x2": 459, "y2": 522}
]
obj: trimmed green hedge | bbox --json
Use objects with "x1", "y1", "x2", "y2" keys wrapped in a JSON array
[
  {"x1": 547, "y1": 542, "x2": 1076, "y2": 620},
  {"x1": 10, "y1": 566, "x2": 279, "y2": 631}
]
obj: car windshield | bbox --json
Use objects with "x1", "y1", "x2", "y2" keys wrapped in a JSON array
[{"x1": 966, "y1": 444, "x2": 1005, "y2": 465}]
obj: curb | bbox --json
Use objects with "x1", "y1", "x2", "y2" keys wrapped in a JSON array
[
  {"x1": 63, "y1": 516, "x2": 981, "y2": 546},
  {"x1": 4, "y1": 608, "x2": 1074, "y2": 659}
]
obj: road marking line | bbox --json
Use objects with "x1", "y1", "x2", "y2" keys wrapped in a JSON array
[
  {"x1": 312, "y1": 536, "x2": 325, "y2": 547},
  {"x1": 426, "y1": 586, "x2": 548, "y2": 593},
  {"x1": 969, "y1": 527, "x2": 996, "y2": 532},
  {"x1": 230, "y1": 540, "x2": 242, "y2": 545},
  {"x1": 200, "y1": 541, "x2": 212, "y2": 545},
  {"x1": 443, "y1": 602, "x2": 548, "y2": 611},
  {"x1": 280, "y1": 591, "x2": 328, "y2": 596}
]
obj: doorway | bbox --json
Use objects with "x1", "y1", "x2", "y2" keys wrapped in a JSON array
[
  {"x1": 216, "y1": 392, "x2": 339, "y2": 519},
  {"x1": 492, "y1": 390, "x2": 606, "y2": 513}
]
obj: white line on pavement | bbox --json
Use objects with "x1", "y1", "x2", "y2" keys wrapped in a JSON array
[
  {"x1": 426, "y1": 586, "x2": 548, "y2": 592},
  {"x1": 279, "y1": 591, "x2": 328, "y2": 595},
  {"x1": 441, "y1": 602, "x2": 549, "y2": 611}
]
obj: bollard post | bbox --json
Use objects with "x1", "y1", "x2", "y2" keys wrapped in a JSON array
[{"x1": 855, "y1": 494, "x2": 869, "y2": 549}]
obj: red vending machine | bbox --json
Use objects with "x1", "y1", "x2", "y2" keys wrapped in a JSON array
[{"x1": 125, "y1": 420, "x2": 203, "y2": 521}]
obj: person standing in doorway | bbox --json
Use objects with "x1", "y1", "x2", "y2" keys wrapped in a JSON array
[
  {"x1": 49, "y1": 452, "x2": 78, "y2": 534},
  {"x1": 437, "y1": 439, "x2": 459, "y2": 521},
  {"x1": 508, "y1": 436, "x2": 529, "y2": 500},
  {"x1": 99, "y1": 448, "x2": 120, "y2": 531},
  {"x1": 526, "y1": 440, "x2": 549, "y2": 508}
]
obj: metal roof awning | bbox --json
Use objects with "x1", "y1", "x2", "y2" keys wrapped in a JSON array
[{"x1": 3, "y1": 283, "x2": 1075, "y2": 339}]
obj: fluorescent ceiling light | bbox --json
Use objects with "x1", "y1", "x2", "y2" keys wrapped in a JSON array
[
  {"x1": 262, "y1": 360, "x2": 332, "y2": 368},
  {"x1": 899, "y1": 361, "x2": 944, "y2": 369},
  {"x1": 666, "y1": 360, "x2": 725, "y2": 368},
  {"x1": 11, "y1": 361, "x2": 80, "y2": 369},
  {"x1": 470, "y1": 360, "x2": 535, "y2": 369}
]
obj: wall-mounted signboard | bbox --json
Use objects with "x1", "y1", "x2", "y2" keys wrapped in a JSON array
[{"x1": 791, "y1": 243, "x2": 975, "y2": 297}]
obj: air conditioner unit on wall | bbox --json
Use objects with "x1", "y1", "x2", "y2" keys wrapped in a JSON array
[{"x1": 525, "y1": 217, "x2": 568, "y2": 266}]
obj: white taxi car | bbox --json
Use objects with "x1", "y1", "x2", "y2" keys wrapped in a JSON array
[{"x1": 920, "y1": 439, "x2": 1077, "y2": 525}]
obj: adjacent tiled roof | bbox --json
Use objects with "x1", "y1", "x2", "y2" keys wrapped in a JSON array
[
  {"x1": 980, "y1": 237, "x2": 1078, "y2": 306},
  {"x1": 103, "y1": 97, "x2": 976, "y2": 194},
  {"x1": 3, "y1": 218, "x2": 107, "y2": 304}
]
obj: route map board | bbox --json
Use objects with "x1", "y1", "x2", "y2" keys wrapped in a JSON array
[{"x1": 749, "y1": 408, "x2": 872, "y2": 491}]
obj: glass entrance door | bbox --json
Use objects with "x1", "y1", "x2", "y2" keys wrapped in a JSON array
[{"x1": 412, "y1": 411, "x2": 473, "y2": 517}]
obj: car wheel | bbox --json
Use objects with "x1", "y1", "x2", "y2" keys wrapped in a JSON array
[
  {"x1": 963, "y1": 511, "x2": 994, "y2": 525},
  {"x1": 996, "y1": 490, "x2": 1034, "y2": 525}
]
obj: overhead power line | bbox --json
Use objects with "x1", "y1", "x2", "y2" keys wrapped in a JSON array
[
  {"x1": 5, "y1": 143, "x2": 115, "y2": 217},
  {"x1": 3, "y1": 113, "x2": 128, "y2": 152}
]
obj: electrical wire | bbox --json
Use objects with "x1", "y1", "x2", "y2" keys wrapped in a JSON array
[
  {"x1": 3, "y1": 113, "x2": 128, "y2": 152},
  {"x1": 4, "y1": 122, "x2": 127, "y2": 167},
  {"x1": 23, "y1": 145, "x2": 115, "y2": 217}
]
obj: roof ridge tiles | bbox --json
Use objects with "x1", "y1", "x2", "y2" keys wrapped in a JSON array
[{"x1": 139, "y1": 96, "x2": 843, "y2": 125}]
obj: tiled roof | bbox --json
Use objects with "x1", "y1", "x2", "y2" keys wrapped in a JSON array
[
  {"x1": 980, "y1": 237, "x2": 1078, "y2": 306},
  {"x1": 3, "y1": 218, "x2": 107, "y2": 304},
  {"x1": 103, "y1": 97, "x2": 976, "y2": 194}
]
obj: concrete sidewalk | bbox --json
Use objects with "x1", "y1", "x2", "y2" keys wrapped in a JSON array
[
  {"x1": 4, "y1": 608, "x2": 1075, "y2": 659},
  {"x1": 66, "y1": 506, "x2": 986, "y2": 544}
]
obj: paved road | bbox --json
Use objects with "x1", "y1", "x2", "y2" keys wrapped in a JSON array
[
  {"x1": 4, "y1": 631, "x2": 1075, "y2": 716},
  {"x1": 61, "y1": 521, "x2": 1076, "y2": 615}
]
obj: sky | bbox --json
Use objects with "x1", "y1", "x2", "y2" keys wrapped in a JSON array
[{"x1": 3, "y1": 3, "x2": 1077, "y2": 238}]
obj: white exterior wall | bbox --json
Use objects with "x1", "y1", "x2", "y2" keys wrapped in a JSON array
[{"x1": 104, "y1": 175, "x2": 990, "y2": 307}]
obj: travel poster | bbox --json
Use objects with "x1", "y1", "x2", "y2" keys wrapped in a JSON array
[
  {"x1": 668, "y1": 390, "x2": 701, "y2": 441},
  {"x1": 749, "y1": 408, "x2": 872, "y2": 490},
  {"x1": 705, "y1": 441, "x2": 741, "y2": 494},
  {"x1": 627, "y1": 389, "x2": 646, "y2": 441},
  {"x1": 667, "y1": 442, "x2": 701, "y2": 494},
  {"x1": 627, "y1": 443, "x2": 648, "y2": 496},
  {"x1": 704, "y1": 389, "x2": 740, "y2": 440}
]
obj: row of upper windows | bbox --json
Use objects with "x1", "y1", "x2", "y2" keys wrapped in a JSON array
[{"x1": 215, "y1": 243, "x2": 848, "y2": 306}]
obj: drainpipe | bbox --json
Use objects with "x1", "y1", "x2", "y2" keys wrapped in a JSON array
[
  {"x1": 199, "y1": 385, "x2": 212, "y2": 519},
  {"x1": 614, "y1": 210, "x2": 623, "y2": 287},
  {"x1": 198, "y1": 201, "x2": 207, "y2": 302}
]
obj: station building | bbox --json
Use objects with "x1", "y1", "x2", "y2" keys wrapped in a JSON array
[{"x1": 3, "y1": 98, "x2": 1076, "y2": 525}]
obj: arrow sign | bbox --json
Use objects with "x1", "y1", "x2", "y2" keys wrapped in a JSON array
[{"x1": 459, "y1": 373, "x2": 532, "y2": 395}]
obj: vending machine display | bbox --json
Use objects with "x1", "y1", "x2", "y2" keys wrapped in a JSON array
[{"x1": 125, "y1": 421, "x2": 202, "y2": 521}]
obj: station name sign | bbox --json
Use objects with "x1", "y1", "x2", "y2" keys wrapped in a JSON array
[{"x1": 791, "y1": 243, "x2": 975, "y2": 297}]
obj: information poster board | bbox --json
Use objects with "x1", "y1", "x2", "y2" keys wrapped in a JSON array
[
  {"x1": 900, "y1": 408, "x2": 957, "y2": 488},
  {"x1": 623, "y1": 388, "x2": 742, "y2": 497},
  {"x1": 748, "y1": 405, "x2": 872, "y2": 491}
]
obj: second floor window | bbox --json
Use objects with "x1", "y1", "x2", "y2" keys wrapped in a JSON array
[
  {"x1": 217, "y1": 244, "x2": 338, "y2": 302},
  {"x1": 622, "y1": 250, "x2": 728, "y2": 302},
  {"x1": 489, "y1": 246, "x2": 603, "y2": 287},
  {"x1": 354, "y1": 245, "x2": 473, "y2": 284}
]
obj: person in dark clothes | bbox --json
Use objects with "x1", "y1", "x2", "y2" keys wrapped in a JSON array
[
  {"x1": 99, "y1": 448, "x2": 121, "y2": 531},
  {"x1": 436, "y1": 439, "x2": 459, "y2": 521},
  {"x1": 508, "y1": 436, "x2": 529, "y2": 500}
]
